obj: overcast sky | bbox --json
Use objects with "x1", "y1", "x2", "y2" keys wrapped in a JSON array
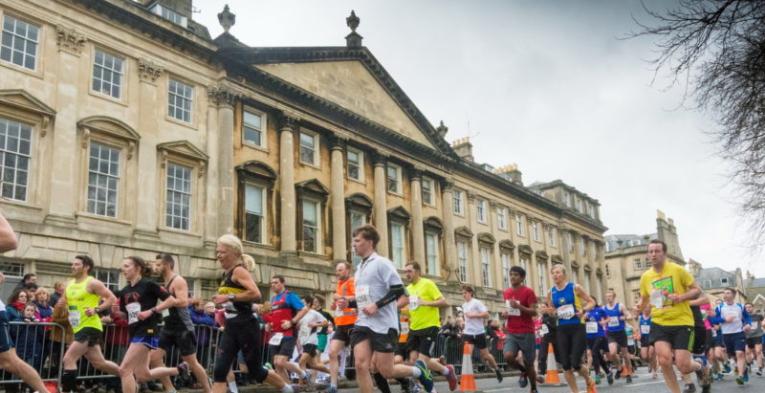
[{"x1": 195, "y1": 0, "x2": 760, "y2": 277}]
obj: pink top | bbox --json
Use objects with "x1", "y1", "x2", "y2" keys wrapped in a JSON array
[{"x1": 700, "y1": 303, "x2": 712, "y2": 330}]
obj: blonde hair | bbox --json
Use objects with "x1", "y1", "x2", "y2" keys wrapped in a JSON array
[
  {"x1": 550, "y1": 263, "x2": 567, "y2": 275},
  {"x1": 34, "y1": 287, "x2": 49, "y2": 302},
  {"x1": 217, "y1": 234, "x2": 255, "y2": 271}
]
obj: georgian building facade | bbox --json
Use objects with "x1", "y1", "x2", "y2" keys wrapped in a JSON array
[{"x1": 0, "y1": 0, "x2": 606, "y2": 311}]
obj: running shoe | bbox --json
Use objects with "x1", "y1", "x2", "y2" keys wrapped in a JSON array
[
  {"x1": 757, "y1": 368, "x2": 763, "y2": 377},
  {"x1": 682, "y1": 383, "x2": 696, "y2": 393},
  {"x1": 723, "y1": 363, "x2": 732, "y2": 375},
  {"x1": 606, "y1": 370, "x2": 614, "y2": 385},
  {"x1": 518, "y1": 372, "x2": 528, "y2": 388},
  {"x1": 744, "y1": 367, "x2": 750, "y2": 383},
  {"x1": 327, "y1": 386, "x2": 337, "y2": 393},
  {"x1": 736, "y1": 376, "x2": 744, "y2": 385},
  {"x1": 594, "y1": 373, "x2": 601, "y2": 385},
  {"x1": 495, "y1": 368, "x2": 503, "y2": 383},
  {"x1": 415, "y1": 360, "x2": 434, "y2": 393},
  {"x1": 625, "y1": 375, "x2": 632, "y2": 384},
  {"x1": 445, "y1": 365, "x2": 458, "y2": 391}
]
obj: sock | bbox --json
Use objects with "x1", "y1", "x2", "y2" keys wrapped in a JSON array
[
  {"x1": 281, "y1": 385, "x2": 294, "y2": 393},
  {"x1": 228, "y1": 381, "x2": 239, "y2": 393},
  {"x1": 373, "y1": 372, "x2": 391, "y2": 393},
  {"x1": 442, "y1": 366, "x2": 450, "y2": 376},
  {"x1": 412, "y1": 367, "x2": 422, "y2": 378},
  {"x1": 61, "y1": 369, "x2": 78, "y2": 392},
  {"x1": 517, "y1": 364, "x2": 527, "y2": 373}
]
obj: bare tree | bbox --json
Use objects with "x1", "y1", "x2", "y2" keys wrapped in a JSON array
[{"x1": 633, "y1": 0, "x2": 765, "y2": 244}]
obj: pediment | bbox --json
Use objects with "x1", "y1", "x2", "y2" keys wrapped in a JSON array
[
  {"x1": 296, "y1": 178, "x2": 330, "y2": 196},
  {"x1": 346, "y1": 192, "x2": 373, "y2": 210},
  {"x1": 455, "y1": 226, "x2": 473, "y2": 239},
  {"x1": 477, "y1": 232, "x2": 496, "y2": 244},
  {"x1": 535, "y1": 250, "x2": 549, "y2": 261},
  {"x1": 236, "y1": 160, "x2": 277, "y2": 180},
  {"x1": 157, "y1": 140, "x2": 208, "y2": 162},
  {"x1": 0, "y1": 89, "x2": 56, "y2": 117},
  {"x1": 423, "y1": 216, "x2": 443, "y2": 232},
  {"x1": 518, "y1": 244, "x2": 533, "y2": 255},
  {"x1": 78, "y1": 116, "x2": 140, "y2": 141},
  {"x1": 256, "y1": 60, "x2": 435, "y2": 149},
  {"x1": 388, "y1": 206, "x2": 411, "y2": 222},
  {"x1": 499, "y1": 240, "x2": 515, "y2": 251}
]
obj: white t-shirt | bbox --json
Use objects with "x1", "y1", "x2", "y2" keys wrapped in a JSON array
[
  {"x1": 462, "y1": 298, "x2": 488, "y2": 336},
  {"x1": 720, "y1": 303, "x2": 744, "y2": 335},
  {"x1": 0, "y1": 299, "x2": 5, "y2": 312},
  {"x1": 354, "y1": 253, "x2": 403, "y2": 334},
  {"x1": 298, "y1": 309, "x2": 327, "y2": 346}
]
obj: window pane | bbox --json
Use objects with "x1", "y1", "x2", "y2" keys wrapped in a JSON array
[
  {"x1": 245, "y1": 184, "x2": 263, "y2": 215},
  {"x1": 1, "y1": 16, "x2": 38, "y2": 70}
]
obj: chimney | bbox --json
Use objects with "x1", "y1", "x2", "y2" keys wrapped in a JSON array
[
  {"x1": 656, "y1": 211, "x2": 684, "y2": 261},
  {"x1": 494, "y1": 164, "x2": 523, "y2": 186},
  {"x1": 345, "y1": 10, "x2": 363, "y2": 48},
  {"x1": 451, "y1": 137, "x2": 474, "y2": 162}
]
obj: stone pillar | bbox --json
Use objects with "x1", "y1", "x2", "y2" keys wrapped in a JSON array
[
  {"x1": 279, "y1": 115, "x2": 298, "y2": 253},
  {"x1": 441, "y1": 180, "x2": 458, "y2": 281},
  {"x1": 208, "y1": 84, "x2": 239, "y2": 235},
  {"x1": 467, "y1": 192, "x2": 480, "y2": 286},
  {"x1": 372, "y1": 154, "x2": 388, "y2": 257},
  {"x1": 330, "y1": 137, "x2": 347, "y2": 261},
  {"x1": 134, "y1": 59, "x2": 164, "y2": 237},
  {"x1": 410, "y1": 169, "x2": 425, "y2": 265},
  {"x1": 45, "y1": 26, "x2": 87, "y2": 225}
]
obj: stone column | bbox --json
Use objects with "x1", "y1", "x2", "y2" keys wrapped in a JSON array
[
  {"x1": 409, "y1": 169, "x2": 425, "y2": 265},
  {"x1": 134, "y1": 59, "x2": 164, "y2": 237},
  {"x1": 372, "y1": 153, "x2": 388, "y2": 257},
  {"x1": 467, "y1": 192, "x2": 480, "y2": 286},
  {"x1": 208, "y1": 84, "x2": 239, "y2": 235},
  {"x1": 330, "y1": 137, "x2": 347, "y2": 261},
  {"x1": 441, "y1": 180, "x2": 458, "y2": 281},
  {"x1": 279, "y1": 115, "x2": 298, "y2": 253}
]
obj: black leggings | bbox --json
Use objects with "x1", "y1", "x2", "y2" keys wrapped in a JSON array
[
  {"x1": 556, "y1": 324, "x2": 586, "y2": 371},
  {"x1": 213, "y1": 317, "x2": 269, "y2": 383},
  {"x1": 538, "y1": 330, "x2": 558, "y2": 374},
  {"x1": 587, "y1": 336, "x2": 609, "y2": 374}
]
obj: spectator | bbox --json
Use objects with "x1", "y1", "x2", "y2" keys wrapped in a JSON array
[
  {"x1": 49, "y1": 281, "x2": 65, "y2": 307},
  {"x1": 190, "y1": 298, "x2": 215, "y2": 368},
  {"x1": 6, "y1": 287, "x2": 29, "y2": 321},
  {"x1": 32, "y1": 287, "x2": 53, "y2": 322},
  {"x1": 15, "y1": 273, "x2": 38, "y2": 291},
  {"x1": 31, "y1": 287, "x2": 54, "y2": 374},
  {"x1": 50, "y1": 297, "x2": 74, "y2": 377},
  {"x1": 17, "y1": 303, "x2": 43, "y2": 369}
]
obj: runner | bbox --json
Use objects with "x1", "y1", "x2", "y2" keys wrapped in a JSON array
[
  {"x1": 503, "y1": 266, "x2": 540, "y2": 393},
  {"x1": 403, "y1": 262, "x2": 458, "y2": 391},
  {"x1": 115, "y1": 256, "x2": 187, "y2": 393},
  {"x1": 150, "y1": 253, "x2": 212, "y2": 393},
  {"x1": 297, "y1": 295, "x2": 330, "y2": 383},
  {"x1": 536, "y1": 299, "x2": 558, "y2": 378},
  {"x1": 0, "y1": 212, "x2": 50, "y2": 393},
  {"x1": 329, "y1": 261, "x2": 356, "y2": 393},
  {"x1": 546, "y1": 263, "x2": 597, "y2": 393},
  {"x1": 211, "y1": 234, "x2": 294, "y2": 393},
  {"x1": 637, "y1": 306, "x2": 657, "y2": 379},
  {"x1": 636, "y1": 239, "x2": 702, "y2": 393},
  {"x1": 461, "y1": 284, "x2": 502, "y2": 382},
  {"x1": 681, "y1": 294, "x2": 712, "y2": 393},
  {"x1": 603, "y1": 289, "x2": 634, "y2": 384},
  {"x1": 59, "y1": 255, "x2": 121, "y2": 392},
  {"x1": 713, "y1": 287, "x2": 752, "y2": 385},
  {"x1": 265, "y1": 275, "x2": 310, "y2": 383},
  {"x1": 584, "y1": 301, "x2": 609, "y2": 385},
  {"x1": 350, "y1": 224, "x2": 434, "y2": 393},
  {"x1": 744, "y1": 303, "x2": 763, "y2": 375}
]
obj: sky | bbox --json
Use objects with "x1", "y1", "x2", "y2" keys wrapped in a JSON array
[{"x1": 194, "y1": 0, "x2": 761, "y2": 277}]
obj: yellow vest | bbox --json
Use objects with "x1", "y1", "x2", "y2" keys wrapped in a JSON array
[{"x1": 65, "y1": 277, "x2": 102, "y2": 333}]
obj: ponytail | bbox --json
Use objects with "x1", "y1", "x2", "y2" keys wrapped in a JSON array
[{"x1": 126, "y1": 256, "x2": 152, "y2": 277}]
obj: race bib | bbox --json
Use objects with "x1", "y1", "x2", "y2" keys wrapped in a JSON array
[
  {"x1": 126, "y1": 302, "x2": 141, "y2": 325},
  {"x1": 223, "y1": 301, "x2": 238, "y2": 319},
  {"x1": 640, "y1": 324, "x2": 651, "y2": 335},
  {"x1": 556, "y1": 304, "x2": 575, "y2": 320},
  {"x1": 650, "y1": 289, "x2": 665, "y2": 309},
  {"x1": 723, "y1": 310, "x2": 739, "y2": 321},
  {"x1": 408, "y1": 296, "x2": 419, "y2": 311},
  {"x1": 586, "y1": 321, "x2": 598, "y2": 334},
  {"x1": 400, "y1": 321, "x2": 409, "y2": 334},
  {"x1": 505, "y1": 300, "x2": 521, "y2": 316},
  {"x1": 628, "y1": 337, "x2": 635, "y2": 346},
  {"x1": 608, "y1": 317, "x2": 620, "y2": 327},
  {"x1": 269, "y1": 332, "x2": 284, "y2": 346},
  {"x1": 711, "y1": 329, "x2": 717, "y2": 337},
  {"x1": 356, "y1": 286, "x2": 371, "y2": 310},
  {"x1": 161, "y1": 308, "x2": 170, "y2": 318},
  {"x1": 68, "y1": 310, "x2": 81, "y2": 328},
  {"x1": 539, "y1": 324, "x2": 549, "y2": 336},
  {"x1": 334, "y1": 303, "x2": 344, "y2": 317}
]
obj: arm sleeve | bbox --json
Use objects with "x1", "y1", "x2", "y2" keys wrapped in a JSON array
[
  {"x1": 743, "y1": 307, "x2": 752, "y2": 325},
  {"x1": 428, "y1": 281, "x2": 443, "y2": 300},
  {"x1": 375, "y1": 284, "x2": 405, "y2": 309}
]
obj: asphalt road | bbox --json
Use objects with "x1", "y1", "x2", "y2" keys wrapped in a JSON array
[{"x1": 336, "y1": 367, "x2": 761, "y2": 393}]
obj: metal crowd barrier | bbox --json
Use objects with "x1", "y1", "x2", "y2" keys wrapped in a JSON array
[{"x1": 1, "y1": 322, "x2": 512, "y2": 387}]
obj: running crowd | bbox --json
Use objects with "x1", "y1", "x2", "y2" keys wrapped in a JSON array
[{"x1": 1, "y1": 213, "x2": 765, "y2": 393}]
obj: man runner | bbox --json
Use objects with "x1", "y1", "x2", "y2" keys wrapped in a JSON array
[
  {"x1": 329, "y1": 261, "x2": 356, "y2": 393},
  {"x1": 60, "y1": 255, "x2": 121, "y2": 392},
  {"x1": 0, "y1": 212, "x2": 50, "y2": 393},
  {"x1": 265, "y1": 275, "x2": 310, "y2": 383},
  {"x1": 350, "y1": 224, "x2": 434, "y2": 393},
  {"x1": 603, "y1": 290, "x2": 634, "y2": 384},
  {"x1": 636, "y1": 240, "x2": 702, "y2": 393},
  {"x1": 713, "y1": 287, "x2": 752, "y2": 384},
  {"x1": 503, "y1": 266, "x2": 540, "y2": 393},
  {"x1": 462, "y1": 284, "x2": 502, "y2": 381},
  {"x1": 403, "y1": 261, "x2": 458, "y2": 391},
  {"x1": 744, "y1": 303, "x2": 764, "y2": 376},
  {"x1": 150, "y1": 253, "x2": 211, "y2": 393}
]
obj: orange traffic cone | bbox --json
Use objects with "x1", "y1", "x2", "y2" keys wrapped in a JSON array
[
  {"x1": 460, "y1": 341, "x2": 478, "y2": 392},
  {"x1": 544, "y1": 343, "x2": 564, "y2": 386}
]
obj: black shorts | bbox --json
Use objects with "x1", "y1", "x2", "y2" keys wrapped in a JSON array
[
  {"x1": 405, "y1": 326, "x2": 439, "y2": 358},
  {"x1": 746, "y1": 337, "x2": 762, "y2": 349},
  {"x1": 0, "y1": 318, "x2": 12, "y2": 353},
  {"x1": 463, "y1": 333, "x2": 487, "y2": 350},
  {"x1": 302, "y1": 343, "x2": 318, "y2": 357},
  {"x1": 640, "y1": 335, "x2": 651, "y2": 348},
  {"x1": 649, "y1": 323, "x2": 694, "y2": 351},
  {"x1": 269, "y1": 335, "x2": 297, "y2": 358},
  {"x1": 73, "y1": 327, "x2": 103, "y2": 347},
  {"x1": 691, "y1": 327, "x2": 707, "y2": 355},
  {"x1": 607, "y1": 330, "x2": 628, "y2": 348},
  {"x1": 332, "y1": 324, "x2": 353, "y2": 344},
  {"x1": 159, "y1": 328, "x2": 197, "y2": 357},
  {"x1": 350, "y1": 326, "x2": 397, "y2": 353}
]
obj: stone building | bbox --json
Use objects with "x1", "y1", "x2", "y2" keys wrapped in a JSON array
[
  {"x1": 0, "y1": 0, "x2": 606, "y2": 312},
  {"x1": 687, "y1": 260, "x2": 747, "y2": 304},
  {"x1": 604, "y1": 210, "x2": 684, "y2": 309}
]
